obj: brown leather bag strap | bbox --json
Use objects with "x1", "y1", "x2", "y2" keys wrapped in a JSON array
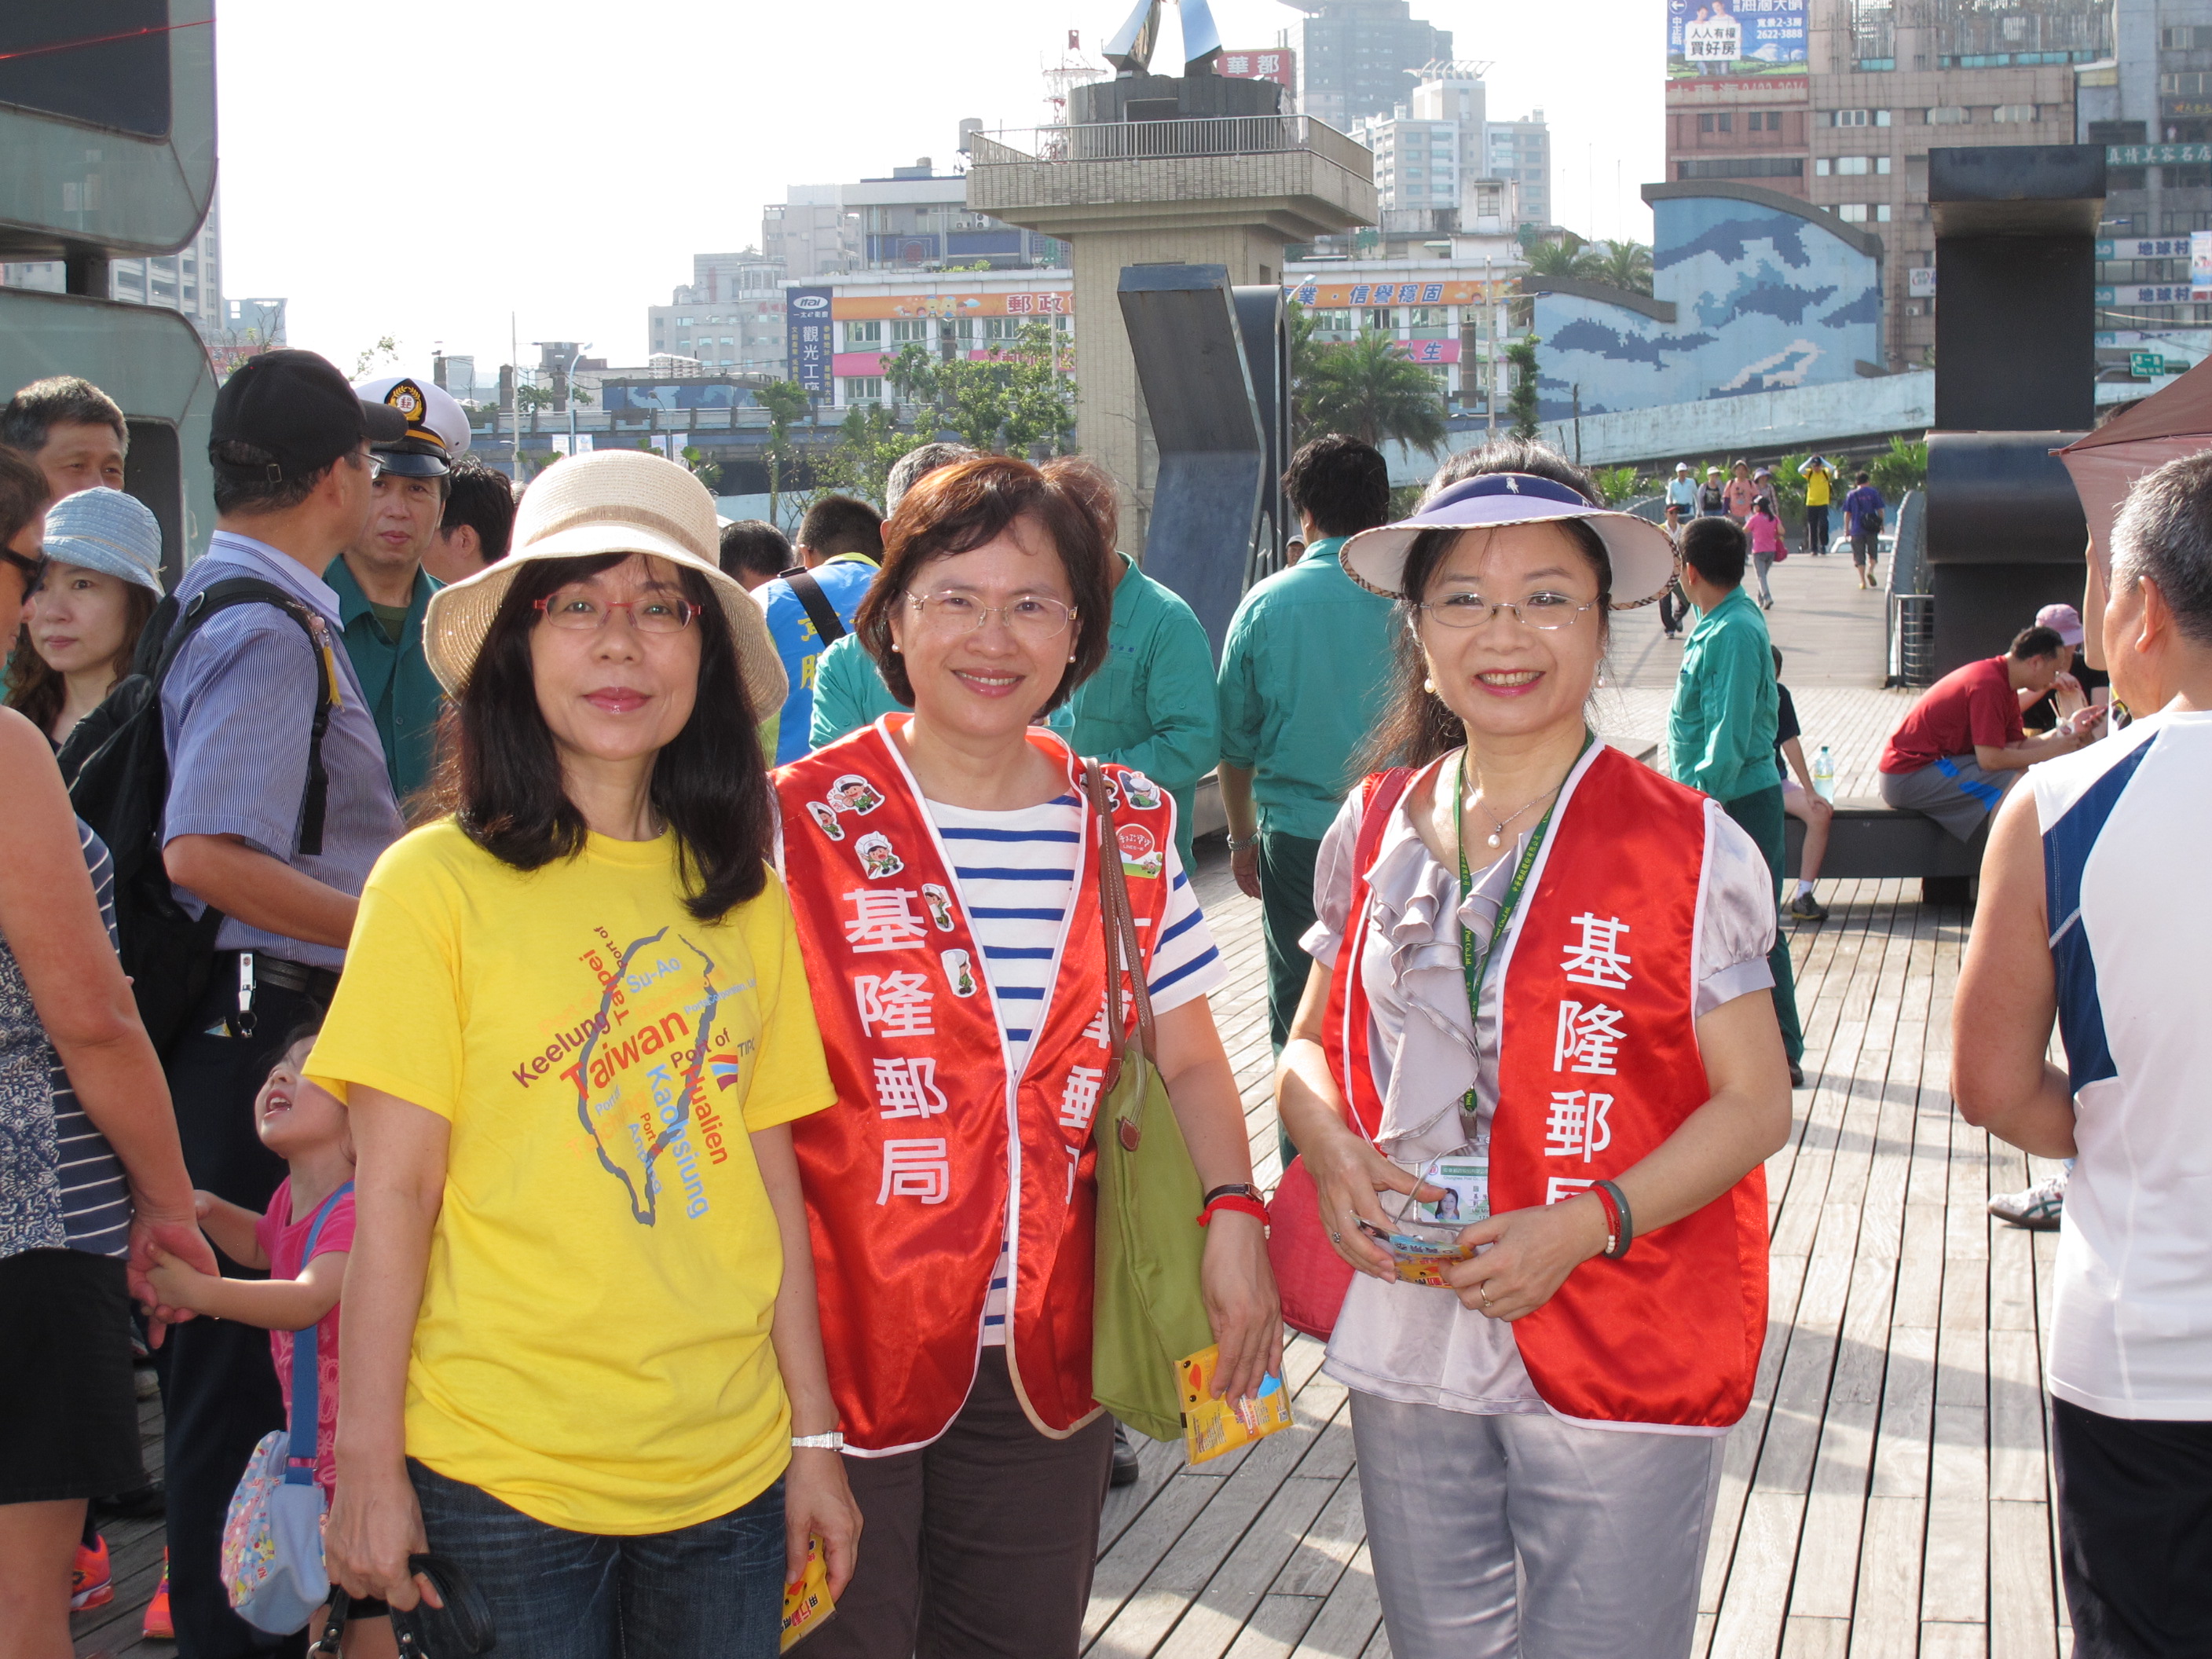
[{"x1": 1083, "y1": 761, "x2": 1157, "y2": 1090}]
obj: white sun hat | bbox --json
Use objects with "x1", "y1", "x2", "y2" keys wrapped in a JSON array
[
  {"x1": 1342, "y1": 471, "x2": 1680, "y2": 610},
  {"x1": 421, "y1": 449, "x2": 786, "y2": 714}
]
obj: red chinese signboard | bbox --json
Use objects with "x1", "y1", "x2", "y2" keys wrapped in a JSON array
[{"x1": 1216, "y1": 47, "x2": 1295, "y2": 89}]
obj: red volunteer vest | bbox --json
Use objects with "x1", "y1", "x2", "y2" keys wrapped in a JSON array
[
  {"x1": 1325, "y1": 743, "x2": 1769, "y2": 1429},
  {"x1": 776, "y1": 717, "x2": 1176, "y2": 1453}
]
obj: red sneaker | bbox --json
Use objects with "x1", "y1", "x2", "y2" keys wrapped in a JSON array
[
  {"x1": 141, "y1": 1553, "x2": 174, "y2": 1639},
  {"x1": 71, "y1": 1532, "x2": 114, "y2": 1610}
]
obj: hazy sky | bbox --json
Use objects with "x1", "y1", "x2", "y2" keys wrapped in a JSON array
[{"x1": 214, "y1": 0, "x2": 1663, "y2": 376}]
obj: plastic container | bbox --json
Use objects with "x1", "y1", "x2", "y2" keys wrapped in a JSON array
[{"x1": 1812, "y1": 745, "x2": 1836, "y2": 802}]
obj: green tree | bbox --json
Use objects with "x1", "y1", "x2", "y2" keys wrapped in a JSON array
[
  {"x1": 883, "y1": 341, "x2": 939, "y2": 407},
  {"x1": 1591, "y1": 465, "x2": 1647, "y2": 505},
  {"x1": 1299, "y1": 331, "x2": 1448, "y2": 454},
  {"x1": 877, "y1": 323, "x2": 1073, "y2": 456},
  {"x1": 1519, "y1": 233, "x2": 1601, "y2": 287},
  {"x1": 756, "y1": 380, "x2": 815, "y2": 525},
  {"x1": 1592, "y1": 240, "x2": 1654, "y2": 296},
  {"x1": 679, "y1": 445, "x2": 723, "y2": 493},
  {"x1": 1871, "y1": 434, "x2": 1928, "y2": 496},
  {"x1": 1767, "y1": 451, "x2": 1810, "y2": 522},
  {"x1": 1286, "y1": 301, "x2": 1321, "y2": 437},
  {"x1": 1503, "y1": 336, "x2": 1541, "y2": 439},
  {"x1": 515, "y1": 383, "x2": 558, "y2": 414},
  {"x1": 351, "y1": 335, "x2": 399, "y2": 379},
  {"x1": 823, "y1": 402, "x2": 909, "y2": 507}
]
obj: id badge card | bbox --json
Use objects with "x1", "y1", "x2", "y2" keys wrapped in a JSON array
[{"x1": 1416, "y1": 1155, "x2": 1489, "y2": 1226}]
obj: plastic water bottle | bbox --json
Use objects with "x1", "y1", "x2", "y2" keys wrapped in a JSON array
[{"x1": 1812, "y1": 745, "x2": 1836, "y2": 802}]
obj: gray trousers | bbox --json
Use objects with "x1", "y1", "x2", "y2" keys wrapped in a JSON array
[{"x1": 1350, "y1": 1390, "x2": 1727, "y2": 1659}]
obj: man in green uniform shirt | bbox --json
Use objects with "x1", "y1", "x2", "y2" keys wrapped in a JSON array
[
  {"x1": 331, "y1": 374, "x2": 468, "y2": 804},
  {"x1": 1067, "y1": 550, "x2": 1218, "y2": 871},
  {"x1": 1216, "y1": 435, "x2": 1397, "y2": 1083},
  {"x1": 1668, "y1": 515, "x2": 1806, "y2": 1082}
]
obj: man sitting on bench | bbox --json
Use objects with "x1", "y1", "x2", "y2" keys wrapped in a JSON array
[{"x1": 1877, "y1": 624, "x2": 2105, "y2": 837}]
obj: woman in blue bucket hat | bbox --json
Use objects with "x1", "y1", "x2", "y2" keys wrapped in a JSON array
[{"x1": 5, "y1": 487, "x2": 164, "y2": 749}]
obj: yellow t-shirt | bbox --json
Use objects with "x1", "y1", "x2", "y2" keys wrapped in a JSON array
[
  {"x1": 1803, "y1": 464, "x2": 1833, "y2": 507},
  {"x1": 308, "y1": 821, "x2": 834, "y2": 1534}
]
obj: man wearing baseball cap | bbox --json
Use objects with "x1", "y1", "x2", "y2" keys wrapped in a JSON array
[
  {"x1": 155, "y1": 349, "x2": 408, "y2": 1659},
  {"x1": 2019, "y1": 602, "x2": 2108, "y2": 735},
  {"x1": 328, "y1": 374, "x2": 473, "y2": 800}
]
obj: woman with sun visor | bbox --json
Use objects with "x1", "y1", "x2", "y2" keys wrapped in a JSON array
[{"x1": 1270, "y1": 439, "x2": 1793, "y2": 1658}]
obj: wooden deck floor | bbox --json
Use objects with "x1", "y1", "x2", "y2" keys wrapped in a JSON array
[{"x1": 1083, "y1": 848, "x2": 2069, "y2": 1659}]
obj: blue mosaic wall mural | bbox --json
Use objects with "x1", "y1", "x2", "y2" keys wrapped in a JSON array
[{"x1": 1529, "y1": 192, "x2": 1881, "y2": 420}]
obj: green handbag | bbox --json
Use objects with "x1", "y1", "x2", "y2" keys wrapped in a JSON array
[{"x1": 1084, "y1": 761, "x2": 1216, "y2": 1443}]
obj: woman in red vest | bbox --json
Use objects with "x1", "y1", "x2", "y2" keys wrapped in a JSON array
[
  {"x1": 775, "y1": 456, "x2": 1279, "y2": 1657},
  {"x1": 1275, "y1": 441, "x2": 1793, "y2": 1658}
]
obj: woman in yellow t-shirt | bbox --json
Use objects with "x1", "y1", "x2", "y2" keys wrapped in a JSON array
[{"x1": 314, "y1": 452, "x2": 859, "y2": 1659}]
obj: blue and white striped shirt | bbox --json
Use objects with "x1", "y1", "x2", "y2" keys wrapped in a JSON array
[{"x1": 925, "y1": 790, "x2": 1225, "y2": 1340}]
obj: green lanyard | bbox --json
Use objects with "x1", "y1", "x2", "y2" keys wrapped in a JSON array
[{"x1": 1452, "y1": 734, "x2": 1592, "y2": 1032}]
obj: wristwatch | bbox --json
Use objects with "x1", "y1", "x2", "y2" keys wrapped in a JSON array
[
  {"x1": 790, "y1": 1432, "x2": 846, "y2": 1451},
  {"x1": 1226, "y1": 833, "x2": 1261, "y2": 853}
]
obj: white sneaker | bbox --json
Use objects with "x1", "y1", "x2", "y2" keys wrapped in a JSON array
[{"x1": 1987, "y1": 1171, "x2": 2067, "y2": 1231}]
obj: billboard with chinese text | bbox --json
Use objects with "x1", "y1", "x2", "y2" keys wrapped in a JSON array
[
  {"x1": 1284, "y1": 278, "x2": 1503, "y2": 307},
  {"x1": 787, "y1": 287, "x2": 832, "y2": 394},
  {"x1": 1217, "y1": 47, "x2": 1295, "y2": 90},
  {"x1": 1666, "y1": 0, "x2": 1807, "y2": 80},
  {"x1": 828, "y1": 288, "x2": 1072, "y2": 320}
]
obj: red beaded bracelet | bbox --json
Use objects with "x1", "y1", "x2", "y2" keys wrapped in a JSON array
[
  {"x1": 1196, "y1": 1193, "x2": 1272, "y2": 1228},
  {"x1": 1586, "y1": 1182, "x2": 1622, "y2": 1258}
]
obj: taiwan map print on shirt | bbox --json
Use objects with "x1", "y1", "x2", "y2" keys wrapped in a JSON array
[{"x1": 559, "y1": 924, "x2": 749, "y2": 1225}]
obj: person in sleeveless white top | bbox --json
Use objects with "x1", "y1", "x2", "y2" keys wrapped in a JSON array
[{"x1": 1952, "y1": 452, "x2": 2212, "y2": 1659}]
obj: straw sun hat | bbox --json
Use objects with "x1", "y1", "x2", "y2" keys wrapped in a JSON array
[{"x1": 421, "y1": 449, "x2": 786, "y2": 716}]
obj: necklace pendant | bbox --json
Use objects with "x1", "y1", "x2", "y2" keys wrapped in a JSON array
[{"x1": 1486, "y1": 830, "x2": 1503, "y2": 849}]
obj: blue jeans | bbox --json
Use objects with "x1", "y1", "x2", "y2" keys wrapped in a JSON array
[{"x1": 408, "y1": 1459, "x2": 786, "y2": 1659}]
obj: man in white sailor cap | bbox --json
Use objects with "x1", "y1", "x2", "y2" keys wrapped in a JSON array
[{"x1": 331, "y1": 374, "x2": 471, "y2": 800}]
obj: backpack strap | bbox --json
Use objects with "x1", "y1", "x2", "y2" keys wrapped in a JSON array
[
  {"x1": 782, "y1": 568, "x2": 848, "y2": 647},
  {"x1": 284, "y1": 1181, "x2": 354, "y2": 1486},
  {"x1": 156, "y1": 579, "x2": 342, "y2": 858}
]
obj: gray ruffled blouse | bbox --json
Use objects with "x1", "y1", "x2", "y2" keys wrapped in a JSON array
[{"x1": 1300, "y1": 749, "x2": 1778, "y2": 1423}]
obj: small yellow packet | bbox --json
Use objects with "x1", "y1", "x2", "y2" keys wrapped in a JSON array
[
  {"x1": 781, "y1": 1534, "x2": 834, "y2": 1651},
  {"x1": 1178, "y1": 1345, "x2": 1295, "y2": 1466}
]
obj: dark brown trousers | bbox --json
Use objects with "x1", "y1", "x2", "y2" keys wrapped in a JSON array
[{"x1": 808, "y1": 1349, "x2": 1115, "y2": 1658}]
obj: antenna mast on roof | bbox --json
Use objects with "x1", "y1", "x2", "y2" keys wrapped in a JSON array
[{"x1": 1043, "y1": 27, "x2": 1108, "y2": 125}]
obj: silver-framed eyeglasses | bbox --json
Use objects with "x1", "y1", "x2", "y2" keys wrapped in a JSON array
[
  {"x1": 1419, "y1": 591, "x2": 1595, "y2": 631},
  {"x1": 907, "y1": 590, "x2": 1075, "y2": 640},
  {"x1": 533, "y1": 591, "x2": 701, "y2": 634}
]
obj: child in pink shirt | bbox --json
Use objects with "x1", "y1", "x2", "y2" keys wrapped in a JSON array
[
  {"x1": 149, "y1": 1028, "x2": 393, "y2": 1656},
  {"x1": 1746, "y1": 500, "x2": 1785, "y2": 609}
]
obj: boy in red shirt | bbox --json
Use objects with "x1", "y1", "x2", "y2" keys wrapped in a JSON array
[{"x1": 1877, "y1": 624, "x2": 2104, "y2": 837}]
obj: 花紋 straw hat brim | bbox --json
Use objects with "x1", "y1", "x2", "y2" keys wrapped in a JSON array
[
  {"x1": 1342, "y1": 471, "x2": 1680, "y2": 610},
  {"x1": 421, "y1": 449, "x2": 787, "y2": 719}
]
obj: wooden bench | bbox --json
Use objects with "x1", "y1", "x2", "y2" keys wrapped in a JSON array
[{"x1": 1785, "y1": 794, "x2": 1987, "y2": 903}]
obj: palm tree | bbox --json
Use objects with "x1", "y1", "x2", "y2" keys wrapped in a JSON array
[
  {"x1": 1593, "y1": 240, "x2": 1655, "y2": 295},
  {"x1": 1520, "y1": 234, "x2": 1602, "y2": 287},
  {"x1": 1300, "y1": 331, "x2": 1448, "y2": 454},
  {"x1": 756, "y1": 380, "x2": 814, "y2": 526},
  {"x1": 1503, "y1": 336, "x2": 1541, "y2": 439}
]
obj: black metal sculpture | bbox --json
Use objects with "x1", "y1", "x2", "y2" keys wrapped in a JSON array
[{"x1": 1117, "y1": 264, "x2": 1288, "y2": 658}]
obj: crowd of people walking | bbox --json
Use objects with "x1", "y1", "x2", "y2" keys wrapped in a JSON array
[{"x1": 1, "y1": 347, "x2": 2204, "y2": 1659}]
